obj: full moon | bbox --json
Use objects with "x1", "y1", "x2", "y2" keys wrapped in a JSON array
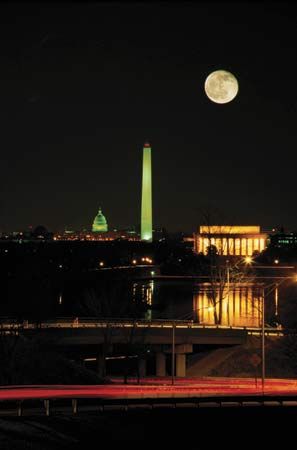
[{"x1": 204, "y1": 70, "x2": 238, "y2": 104}]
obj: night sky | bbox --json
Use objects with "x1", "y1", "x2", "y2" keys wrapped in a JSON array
[{"x1": 1, "y1": 1, "x2": 297, "y2": 233}]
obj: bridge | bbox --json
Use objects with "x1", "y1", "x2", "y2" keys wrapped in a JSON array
[
  {"x1": 0, "y1": 318, "x2": 284, "y2": 378},
  {"x1": 0, "y1": 317, "x2": 284, "y2": 337}
]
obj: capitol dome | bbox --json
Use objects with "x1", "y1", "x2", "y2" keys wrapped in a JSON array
[{"x1": 92, "y1": 207, "x2": 108, "y2": 232}]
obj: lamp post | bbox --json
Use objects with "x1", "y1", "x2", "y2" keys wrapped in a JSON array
[
  {"x1": 226, "y1": 260, "x2": 230, "y2": 325},
  {"x1": 171, "y1": 321, "x2": 175, "y2": 385},
  {"x1": 260, "y1": 275, "x2": 297, "y2": 393},
  {"x1": 243, "y1": 256, "x2": 265, "y2": 391},
  {"x1": 260, "y1": 281, "x2": 280, "y2": 392},
  {"x1": 260, "y1": 280, "x2": 283, "y2": 392},
  {"x1": 261, "y1": 290, "x2": 265, "y2": 393}
]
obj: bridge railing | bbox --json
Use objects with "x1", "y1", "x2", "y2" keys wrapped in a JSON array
[{"x1": 0, "y1": 316, "x2": 286, "y2": 335}]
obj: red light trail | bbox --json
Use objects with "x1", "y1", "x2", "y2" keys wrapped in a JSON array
[{"x1": 1, "y1": 378, "x2": 297, "y2": 402}]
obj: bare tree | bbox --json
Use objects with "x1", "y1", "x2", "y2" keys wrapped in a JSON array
[
  {"x1": 198, "y1": 208, "x2": 255, "y2": 325},
  {"x1": 76, "y1": 277, "x2": 150, "y2": 379}
]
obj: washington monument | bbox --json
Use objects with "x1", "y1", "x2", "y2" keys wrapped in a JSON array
[{"x1": 141, "y1": 142, "x2": 152, "y2": 241}]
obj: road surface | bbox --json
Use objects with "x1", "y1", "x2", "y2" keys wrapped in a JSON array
[{"x1": 1, "y1": 377, "x2": 297, "y2": 401}]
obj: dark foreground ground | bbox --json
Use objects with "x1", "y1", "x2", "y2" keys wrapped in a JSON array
[{"x1": 0, "y1": 406, "x2": 296, "y2": 448}]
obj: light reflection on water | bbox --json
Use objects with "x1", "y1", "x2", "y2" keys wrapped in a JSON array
[
  {"x1": 131, "y1": 280, "x2": 280, "y2": 328},
  {"x1": 132, "y1": 280, "x2": 154, "y2": 321},
  {"x1": 193, "y1": 283, "x2": 262, "y2": 327}
]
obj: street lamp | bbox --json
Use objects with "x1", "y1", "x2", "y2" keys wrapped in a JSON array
[
  {"x1": 225, "y1": 260, "x2": 230, "y2": 326},
  {"x1": 228, "y1": 256, "x2": 290, "y2": 392},
  {"x1": 243, "y1": 257, "x2": 279, "y2": 392},
  {"x1": 260, "y1": 275, "x2": 297, "y2": 393},
  {"x1": 226, "y1": 259, "x2": 230, "y2": 308},
  {"x1": 244, "y1": 256, "x2": 253, "y2": 264},
  {"x1": 261, "y1": 290, "x2": 265, "y2": 392},
  {"x1": 171, "y1": 321, "x2": 175, "y2": 385},
  {"x1": 260, "y1": 281, "x2": 278, "y2": 393}
]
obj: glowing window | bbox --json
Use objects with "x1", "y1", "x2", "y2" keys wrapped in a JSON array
[
  {"x1": 247, "y1": 239, "x2": 253, "y2": 255},
  {"x1": 235, "y1": 238, "x2": 241, "y2": 255},
  {"x1": 204, "y1": 238, "x2": 209, "y2": 254},
  {"x1": 259, "y1": 238, "x2": 265, "y2": 252},
  {"x1": 241, "y1": 238, "x2": 247, "y2": 256},
  {"x1": 199, "y1": 237, "x2": 204, "y2": 253},
  {"x1": 253, "y1": 239, "x2": 259, "y2": 252},
  {"x1": 228, "y1": 238, "x2": 234, "y2": 255},
  {"x1": 222, "y1": 238, "x2": 228, "y2": 255},
  {"x1": 215, "y1": 238, "x2": 222, "y2": 254}
]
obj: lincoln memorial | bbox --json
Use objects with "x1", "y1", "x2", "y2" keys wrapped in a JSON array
[{"x1": 194, "y1": 225, "x2": 268, "y2": 256}]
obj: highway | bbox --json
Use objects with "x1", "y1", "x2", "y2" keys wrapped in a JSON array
[
  {"x1": 2, "y1": 379, "x2": 297, "y2": 447},
  {"x1": 2, "y1": 378, "x2": 297, "y2": 418},
  {"x1": 1, "y1": 377, "x2": 297, "y2": 402}
]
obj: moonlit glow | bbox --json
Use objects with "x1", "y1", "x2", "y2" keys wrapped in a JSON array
[{"x1": 204, "y1": 70, "x2": 238, "y2": 104}]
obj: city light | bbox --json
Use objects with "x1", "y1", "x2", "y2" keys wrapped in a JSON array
[
  {"x1": 140, "y1": 257, "x2": 153, "y2": 264},
  {"x1": 244, "y1": 256, "x2": 253, "y2": 264}
]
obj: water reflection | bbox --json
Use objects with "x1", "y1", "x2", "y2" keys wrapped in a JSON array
[
  {"x1": 274, "y1": 284, "x2": 279, "y2": 318},
  {"x1": 269, "y1": 283, "x2": 282, "y2": 327},
  {"x1": 132, "y1": 280, "x2": 154, "y2": 320},
  {"x1": 131, "y1": 280, "x2": 281, "y2": 328},
  {"x1": 193, "y1": 283, "x2": 263, "y2": 327}
]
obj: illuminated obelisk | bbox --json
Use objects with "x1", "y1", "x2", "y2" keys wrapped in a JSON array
[{"x1": 141, "y1": 142, "x2": 152, "y2": 241}]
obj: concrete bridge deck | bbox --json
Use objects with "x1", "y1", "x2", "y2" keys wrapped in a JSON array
[
  {"x1": 0, "y1": 318, "x2": 285, "y2": 378},
  {"x1": 0, "y1": 318, "x2": 284, "y2": 346}
]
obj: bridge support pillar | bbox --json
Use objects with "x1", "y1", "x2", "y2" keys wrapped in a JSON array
[
  {"x1": 156, "y1": 352, "x2": 166, "y2": 376},
  {"x1": 176, "y1": 354, "x2": 186, "y2": 377},
  {"x1": 138, "y1": 358, "x2": 147, "y2": 378}
]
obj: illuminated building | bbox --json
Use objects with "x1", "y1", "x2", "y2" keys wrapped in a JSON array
[
  {"x1": 92, "y1": 207, "x2": 108, "y2": 232},
  {"x1": 141, "y1": 142, "x2": 152, "y2": 242},
  {"x1": 194, "y1": 225, "x2": 267, "y2": 256}
]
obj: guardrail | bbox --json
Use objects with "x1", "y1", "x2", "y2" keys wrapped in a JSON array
[{"x1": 2, "y1": 393, "x2": 297, "y2": 416}]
